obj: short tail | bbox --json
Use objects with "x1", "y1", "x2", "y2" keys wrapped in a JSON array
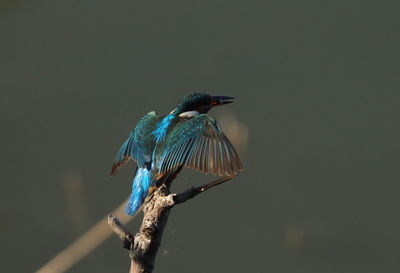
[{"x1": 125, "y1": 168, "x2": 153, "y2": 216}]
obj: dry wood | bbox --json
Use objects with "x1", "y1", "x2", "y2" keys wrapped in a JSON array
[{"x1": 108, "y1": 175, "x2": 234, "y2": 273}]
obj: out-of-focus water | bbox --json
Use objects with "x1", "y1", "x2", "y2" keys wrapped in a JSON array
[{"x1": 1, "y1": 0, "x2": 400, "y2": 272}]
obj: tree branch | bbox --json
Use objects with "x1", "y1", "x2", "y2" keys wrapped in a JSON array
[
  {"x1": 108, "y1": 174, "x2": 234, "y2": 273},
  {"x1": 107, "y1": 215, "x2": 134, "y2": 250},
  {"x1": 173, "y1": 176, "x2": 234, "y2": 204}
]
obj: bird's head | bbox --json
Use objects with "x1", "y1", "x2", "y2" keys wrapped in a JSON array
[{"x1": 172, "y1": 92, "x2": 234, "y2": 117}]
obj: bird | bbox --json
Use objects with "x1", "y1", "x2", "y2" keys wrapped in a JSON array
[{"x1": 111, "y1": 92, "x2": 243, "y2": 216}]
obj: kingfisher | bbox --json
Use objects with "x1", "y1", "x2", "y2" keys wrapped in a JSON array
[{"x1": 111, "y1": 92, "x2": 243, "y2": 215}]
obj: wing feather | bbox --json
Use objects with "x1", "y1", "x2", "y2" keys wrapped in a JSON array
[
  {"x1": 111, "y1": 111, "x2": 159, "y2": 176},
  {"x1": 157, "y1": 114, "x2": 242, "y2": 176}
]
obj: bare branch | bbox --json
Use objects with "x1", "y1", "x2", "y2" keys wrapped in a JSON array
[
  {"x1": 108, "y1": 214, "x2": 134, "y2": 250},
  {"x1": 108, "y1": 174, "x2": 237, "y2": 273},
  {"x1": 173, "y1": 176, "x2": 234, "y2": 204}
]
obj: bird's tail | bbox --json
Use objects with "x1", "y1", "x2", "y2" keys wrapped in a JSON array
[{"x1": 125, "y1": 168, "x2": 153, "y2": 216}]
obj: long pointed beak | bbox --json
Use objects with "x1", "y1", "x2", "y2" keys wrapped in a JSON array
[{"x1": 210, "y1": 96, "x2": 234, "y2": 106}]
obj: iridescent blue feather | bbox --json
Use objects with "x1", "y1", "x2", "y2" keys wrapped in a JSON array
[
  {"x1": 125, "y1": 168, "x2": 153, "y2": 215},
  {"x1": 152, "y1": 114, "x2": 175, "y2": 143}
]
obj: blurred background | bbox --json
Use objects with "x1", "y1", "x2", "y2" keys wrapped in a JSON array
[{"x1": 1, "y1": 0, "x2": 400, "y2": 272}]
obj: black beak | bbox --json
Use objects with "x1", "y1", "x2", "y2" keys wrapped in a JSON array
[{"x1": 210, "y1": 96, "x2": 234, "y2": 106}]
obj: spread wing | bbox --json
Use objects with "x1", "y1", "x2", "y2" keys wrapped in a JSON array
[
  {"x1": 155, "y1": 114, "x2": 242, "y2": 177},
  {"x1": 111, "y1": 111, "x2": 159, "y2": 176}
]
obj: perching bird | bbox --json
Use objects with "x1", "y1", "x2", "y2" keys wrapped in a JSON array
[{"x1": 111, "y1": 92, "x2": 242, "y2": 215}]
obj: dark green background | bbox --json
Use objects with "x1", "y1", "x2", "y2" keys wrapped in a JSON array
[{"x1": 1, "y1": 0, "x2": 399, "y2": 272}]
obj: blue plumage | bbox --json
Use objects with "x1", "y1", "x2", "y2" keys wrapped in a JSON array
[
  {"x1": 111, "y1": 93, "x2": 242, "y2": 216},
  {"x1": 125, "y1": 168, "x2": 153, "y2": 215},
  {"x1": 152, "y1": 114, "x2": 175, "y2": 143}
]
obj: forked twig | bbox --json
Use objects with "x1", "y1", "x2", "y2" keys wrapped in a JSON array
[{"x1": 108, "y1": 175, "x2": 235, "y2": 273}]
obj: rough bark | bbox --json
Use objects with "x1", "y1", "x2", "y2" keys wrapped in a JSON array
[{"x1": 108, "y1": 175, "x2": 233, "y2": 273}]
